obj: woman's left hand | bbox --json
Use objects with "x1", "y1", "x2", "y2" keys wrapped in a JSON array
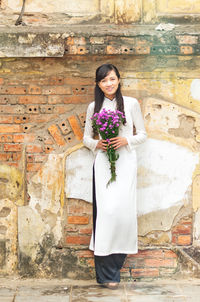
[{"x1": 109, "y1": 137, "x2": 128, "y2": 150}]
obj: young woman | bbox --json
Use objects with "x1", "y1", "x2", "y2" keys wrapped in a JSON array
[{"x1": 83, "y1": 64, "x2": 147, "y2": 289}]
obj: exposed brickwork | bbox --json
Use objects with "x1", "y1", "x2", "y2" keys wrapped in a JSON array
[
  {"x1": 0, "y1": 54, "x2": 195, "y2": 279},
  {"x1": 0, "y1": 61, "x2": 91, "y2": 174},
  {"x1": 64, "y1": 34, "x2": 200, "y2": 56},
  {"x1": 65, "y1": 199, "x2": 92, "y2": 247},
  {"x1": 73, "y1": 247, "x2": 177, "y2": 279},
  {"x1": 172, "y1": 217, "x2": 192, "y2": 246}
]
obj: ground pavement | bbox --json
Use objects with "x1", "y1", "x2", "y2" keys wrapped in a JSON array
[{"x1": 0, "y1": 277, "x2": 200, "y2": 302}]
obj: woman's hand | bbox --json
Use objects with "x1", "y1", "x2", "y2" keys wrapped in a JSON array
[
  {"x1": 109, "y1": 137, "x2": 128, "y2": 150},
  {"x1": 96, "y1": 139, "x2": 107, "y2": 151}
]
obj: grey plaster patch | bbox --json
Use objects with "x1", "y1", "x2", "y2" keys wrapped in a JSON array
[
  {"x1": 0, "y1": 33, "x2": 65, "y2": 57},
  {"x1": 18, "y1": 206, "x2": 46, "y2": 257},
  {"x1": 138, "y1": 204, "x2": 182, "y2": 236}
]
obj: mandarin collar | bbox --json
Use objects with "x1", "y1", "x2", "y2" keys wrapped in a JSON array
[{"x1": 104, "y1": 96, "x2": 116, "y2": 102}]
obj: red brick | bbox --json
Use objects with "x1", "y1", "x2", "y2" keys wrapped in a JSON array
[
  {"x1": 27, "y1": 154, "x2": 34, "y2": 162},
  {"x1": 47, "y1": 96, "x2": 64, "y2": 104},
  {"x1": 48, "y1": 95, "x2": 90, "y2": 104},
  {"x1": 48, "y1": 124, "x2": 66, "y2": 146},
  {"x1": 106, "y1": 45, "x2": 119, "y2": 54},
  {"x1": 72, "y1": 86, "x2": 87, "y2": 95},
  {"x1": 172, "y1": 224, "x2": 191, "y2": 235},
  {"x1": 25, "y1": 105, "x2": 40, "y2": 114},
  {"x1": 7, "y1": 162, "x2": 18, "y2": 168},
  {"x1": 172, "y1": 235, "x2": 177, "y2": 244},
  {"x1": 64, "y1": 77, "x2": 93, "y2": 86},
  {"x1": 28, "y1": 86, "x2": 42, "y2": 94},
  {"x1": 68, "y1": 204, "x2": 92, "y2": 215},
  {"x1": 30, "y1": 114, "x2": 59, "y2": 124},
  {"x1": 4, "y1": 144, "x2": 22, "y2": 152},
  {"x1": 14, "y1": 116, "x2": 30, "y2": 124},
  {"x1": 129, "y1": 250, "x2": 164, "y2": 259},
  {"x1": 0, "y1": 153, "x2": 13, "y2": 161},
  {"x1": 0, "y1": 125, "x2": 22, "y2": 133},
  {"x1": 27, "y1": 163, "x2": 42, "y2": 172},
  {"x1": 0, "y1": 116, "x2": 13, "y2": 124},
  {"x1": 68, "y1": 115, "x2": 83, "y2": 140},
  {"x1": 177, "y1": 235, "x2": 192, "y2": 246},
  {"x1": 145, "y1": 258, "x2": 175, "y2": 268},
  {"x1": 124, "y1": 257, "x2": 144, "y2": 268},
  {"x1": 34, "y1": 154, "x2": 47, "y2": 162},
  {"x1": 131, "y1": 268, "x2": 159, "y2": 278},
  {"x1": 42, "y1": 86, "x2": 71, "y2": 95},
  {"x1": 0, "y1": 86, "x2": 27, "y2": 94},
  {"x1": 181, "y1": 218, "x2": 192, "y2": 225},
  {"x1": 26, "y1": 144, "x2": 43, "y2": 153},
  {"x1": 12, "y1": 152, "x2": 22, "y2": 161},
  {"x1": 68, "y1": 216, "x2": 89, "y2": 225},
  {"x1": 66, "y1": 235, "x2": 90, "y2": 245},
  {"x1": 78, "y1": 112, "x2": 86, "y2": 128},
  {"x1": 0, "y1": 105, "x2": 25, "y2": 114},
  {"x1": 44, "y1": 146, "x2": 55, "y2": 154},
  {"x1": 44, "y1": 137, "x2": 54, "y2": 145},
  {"x1": 87, "y1": 86, "x2": 94, "y2": 95},
  {"x1": 65, "y1": 226, "x2": 78, "y2": 233},
  {"x1": 55, "y1": 106, "x2": 75, "y2": 115},
  {"x1": 135, "y1": 46, "x2": 150, "y2": 54},
  {"x1": 180, "y1": 46, "x2": 193, "y2": 55},
  {"x1": 75, "y1": 250, "x2": 94, "y2": 258},
  {"x1": 0, "y1": 96, "x2": 8, "y2": 104},
  {"x1": 85, "y1": 258, "x2": 95, "y2": 267},
  {"x1": 18, "y1": 96, "x2": 47, "y2": 104},
  {"x1": 13, "y1": 134, "x2": 35, "y2": 143},
  {"x1": 0, "y1": 134, "x2": 13, "y2": 142},
  {"x1": 164, "y1": 250, "x2": 177, "y2": 258},
  {"x1": 79, "y1": 228, "x2": 92, "y2": 235},
  {"x1": 39, "y1": 105, "x2": 54, "y2": 114},
  {"x1": 58, "y1": 120, "x2": 71, "y2": 135},
  {"x1": 49, "y1": 76, "x2": 64, "y2": 86}
]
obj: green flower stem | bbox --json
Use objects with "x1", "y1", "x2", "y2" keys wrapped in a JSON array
[{"x1": 106, "y1": 145, "x2": 119, "y2": 187}]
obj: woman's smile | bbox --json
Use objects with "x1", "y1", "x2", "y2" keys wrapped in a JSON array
[{"x1": 98, "y1": 70, "x2": 120, "y2": 99}]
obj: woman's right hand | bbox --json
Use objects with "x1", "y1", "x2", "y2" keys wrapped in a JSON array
[{"x1": 96, "y1": 139, "x2": 107, "y2": 151}]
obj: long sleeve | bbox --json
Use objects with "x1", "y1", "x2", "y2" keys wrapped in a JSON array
[
  {"x1": 126, "y1": 100, "x2": 147, "y2": 151},
  {"x1": 83, "y1": 102, "x2": 99, "y2": 153}
]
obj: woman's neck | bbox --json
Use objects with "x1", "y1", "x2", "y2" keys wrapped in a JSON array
[{"x1": 105, "y1": 95, "x2": 115, "y2": 101}]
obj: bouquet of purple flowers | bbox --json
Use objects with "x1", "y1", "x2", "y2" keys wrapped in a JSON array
[{"x1": 91, "y1": 108, "x2": 125, "y2": 186}]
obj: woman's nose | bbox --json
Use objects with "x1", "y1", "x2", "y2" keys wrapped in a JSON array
[{"x1": 106, "y1": 80, "x2": 112, "y2": 86}]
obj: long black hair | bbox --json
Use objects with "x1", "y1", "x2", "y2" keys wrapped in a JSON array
[{"x1": 94, "y1": 64, "x2": 126, "y2": 124}]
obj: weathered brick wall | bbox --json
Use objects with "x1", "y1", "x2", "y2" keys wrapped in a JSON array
[{"x1": 0, "y1": 50, "x2": 199, "y2": 278}]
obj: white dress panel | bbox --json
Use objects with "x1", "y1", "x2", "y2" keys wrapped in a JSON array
[{"x1": 83, "y1": 96, "x2": 147, "y2": 256}]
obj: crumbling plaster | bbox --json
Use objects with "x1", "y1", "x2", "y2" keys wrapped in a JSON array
[{"x1": 65, "y1": 97, "x2": 199, "y2": 239}]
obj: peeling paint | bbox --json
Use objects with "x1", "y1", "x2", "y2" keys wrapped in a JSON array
[
  {"x1": 191, "y1": 79, "x2": 200, "y2": 101},
  {"x1": 0, "y1": 165, "x2": 24, "y2": 206},
  {"x1": 66, "y1": 139, "x2": 198, "y2": 217},
  {"x1": 18, "y1": 34, "x2": 36, "y2": 44}
]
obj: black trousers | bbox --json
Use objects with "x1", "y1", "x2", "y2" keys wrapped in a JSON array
[{"x1": 93, "y1": 166, "x2": 127, "y2": 284}]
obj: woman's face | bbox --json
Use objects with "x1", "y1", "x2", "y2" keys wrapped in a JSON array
[{"x1": 98, "y1": 70, "x2": 120, "y2": 99}]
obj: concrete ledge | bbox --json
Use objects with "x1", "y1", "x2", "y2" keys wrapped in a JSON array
[{"x1": 0, "y1": 23, "x2": 200, "y2": 57}]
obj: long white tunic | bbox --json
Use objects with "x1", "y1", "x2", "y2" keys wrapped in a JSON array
[{"x1": 83, "y1": 96, "x2": 147, "y2": 256}]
